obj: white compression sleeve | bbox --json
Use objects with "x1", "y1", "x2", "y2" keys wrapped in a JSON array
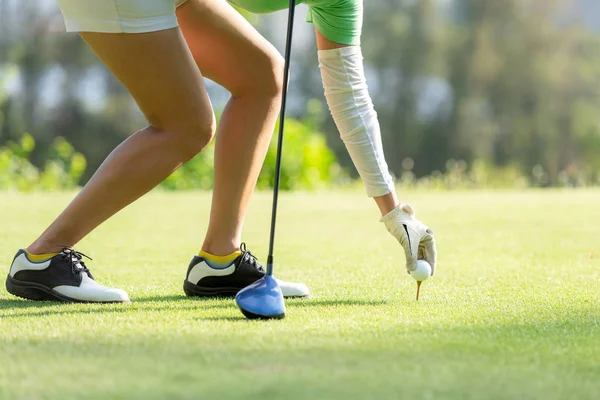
[{"x1": 318, "y1": 46, "x2": 395, "y2": 197}]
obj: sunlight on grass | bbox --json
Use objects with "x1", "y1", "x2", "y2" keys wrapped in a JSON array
[{"x1": 0, "y1": 189, "x2": 599, "y2": 399}]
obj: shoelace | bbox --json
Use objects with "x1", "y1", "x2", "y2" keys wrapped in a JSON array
[
  {"x1": 239, "y1": 242, "x2": 265, "y2": 273},
  {"x1": 60, "y1": 248, "x2": 94, "y2": 279}
]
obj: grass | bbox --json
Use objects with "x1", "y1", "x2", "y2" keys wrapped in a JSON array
[{"x1": 0, "y1": 189, "x2": 599, "y2": 400}]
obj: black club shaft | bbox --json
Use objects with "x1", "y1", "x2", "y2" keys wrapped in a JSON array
[{"x1": 266, "y1": 0, "x2": 297, "y2": 276}]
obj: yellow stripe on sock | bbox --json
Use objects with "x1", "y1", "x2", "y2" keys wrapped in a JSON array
[
  {"x1": 199, "y1": 250, "x2": 242, "y2": 264},
  {"x1": 24, "y1": 250, "x2": 59, "y2": 262}
]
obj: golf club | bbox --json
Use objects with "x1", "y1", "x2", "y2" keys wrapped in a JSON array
[{"x1": 235, "y1": 0, "x2": 297, "y2": 320}]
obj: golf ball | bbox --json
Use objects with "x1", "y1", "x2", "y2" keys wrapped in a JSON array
[{"x1": 410, "y1": 260, "x2": 431, "y2": 281}]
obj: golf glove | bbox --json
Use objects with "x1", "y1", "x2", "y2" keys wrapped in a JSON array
[{"x1": 381, "y1": 204, "x2": 437, "y2": 275}]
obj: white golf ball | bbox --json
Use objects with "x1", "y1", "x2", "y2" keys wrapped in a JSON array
[{"x1": 410, "y1": 260, "x2": 432, "y2": 281}]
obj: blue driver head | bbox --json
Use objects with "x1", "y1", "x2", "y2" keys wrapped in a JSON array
[{"x1": 235, "y1": 275, "x2": 286, "y2": 320}]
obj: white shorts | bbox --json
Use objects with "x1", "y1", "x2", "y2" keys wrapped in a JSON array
[{"x1": 57, "y1": 0, "x2": 190, "y2": 33}]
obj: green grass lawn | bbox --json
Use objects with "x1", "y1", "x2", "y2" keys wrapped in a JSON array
[{"x1": 0, "y1": 189, "x2": 599, "y2": 400}]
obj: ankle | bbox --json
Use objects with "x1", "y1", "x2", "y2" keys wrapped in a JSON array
[
  {"x1": 27, "y1": 240, "x2": 68, "y2": 256},
  {"x1": 201, "y1": 240, "x2": 240, "y2": 257}
]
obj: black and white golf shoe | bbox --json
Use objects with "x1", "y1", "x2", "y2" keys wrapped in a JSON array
[
  {"x1": 183, "y1": 243, "x2": 309, "y2": 298},
  {"x1": 6, "y1": 249, "x2": 130, "y2": 303}
]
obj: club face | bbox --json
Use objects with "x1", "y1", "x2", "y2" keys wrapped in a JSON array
[{"x1": 235, "y1": 275, "x2": 286, "y2": 320}]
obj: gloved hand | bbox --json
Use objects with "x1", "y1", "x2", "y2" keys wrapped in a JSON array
[{"x1": 381, "y1": 204, "x2": 437, "y2": 275}]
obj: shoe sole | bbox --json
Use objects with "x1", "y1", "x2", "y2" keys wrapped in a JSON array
[
  {"x1": 183, "y1": 280, "x2": 240, "y2": 298},
  {"x1": 5, "y1": 275, "x2": 126, "y2": 304},
  {"x1": 183, "y1": 280, "x2": 309, "y2": 299}
]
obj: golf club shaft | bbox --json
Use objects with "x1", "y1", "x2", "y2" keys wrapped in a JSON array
[{"x1": 266, "y1": 0, "x2": 296, "y2": 276}]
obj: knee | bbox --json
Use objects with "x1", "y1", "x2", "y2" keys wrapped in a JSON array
[
  {"x1": 268, "y1": 54, "x2": 285, "y2": 98},
  {"x1": 151, "y1": 110, "x2": 216, "y2": 160},
  {"x1": 175, "y1": 113, "x2": 216, "y2": 160},
  {"x1": 233, "y1": 52, "x2": 285, "y2": 100}
]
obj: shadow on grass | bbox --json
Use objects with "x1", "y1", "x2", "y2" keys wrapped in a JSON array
[
  {"x1": 0, "y1": 295, "x2": 388, "y2": 320},
  {"x1": 0, "y1": 294, "x2": 231, "y2": 308},
  {"x1": 0, "y1": 307, "x2": 133, "y2": 319},
  {"x1": 0, "y1": 298, "x2": 61, "y2": 311},
  {"x1": 0, "y1": 294, "x2": 235, "y2": 319}
]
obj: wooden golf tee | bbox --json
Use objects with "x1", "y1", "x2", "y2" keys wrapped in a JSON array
[{"x1": 416, "y1": 281, "x2": 422, "y2": 301}]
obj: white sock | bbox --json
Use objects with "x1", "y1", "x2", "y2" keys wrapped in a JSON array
[{"x1": 318, "y1": 46, "x2": 395, "y2": 197}]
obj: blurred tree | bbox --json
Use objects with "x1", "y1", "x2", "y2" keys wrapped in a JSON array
[
  {"x1": 1, "y1": 0, "x2": 600, "y2": 188},
  {"x1": 358, "y1": 0, "x2": 600, "y2": 185},
  {"x1": 449, "y1": 0, "x2": 600, "y2": 185},
  {"x1": 0, "y1": 0, "x2": 138, "y2": 182}
]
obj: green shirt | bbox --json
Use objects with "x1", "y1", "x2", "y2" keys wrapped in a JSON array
[{"x1": 229, "y1": 0, "x2": 363, "y2": 46}]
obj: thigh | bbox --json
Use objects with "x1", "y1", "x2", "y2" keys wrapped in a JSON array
[
  {"x1": 79, "y1": 28, "x2": 214, "y2": 131},
  {"x1": 176, "y1": 0, "x2": 284, "y2": 96}
]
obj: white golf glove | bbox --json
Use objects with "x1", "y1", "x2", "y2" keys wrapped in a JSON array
[{"x1": 381, "y1": 204, "x2": 437, "y2": 275}]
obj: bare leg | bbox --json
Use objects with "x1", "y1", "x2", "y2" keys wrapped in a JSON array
[
  {"x1": 177, "y1": 0, "x2": 284, "y2": 255},
  {"x1": 315, "y1": 29, "x2": 399, "y2": 216},
  {"x1": 28, "y1": 28, "x2": 215, "y2": 254}
]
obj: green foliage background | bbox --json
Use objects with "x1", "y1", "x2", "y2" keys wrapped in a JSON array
[
  {"x1": 161, "y1": 118, "x2": 348, "y2": 191},
  {"x1": 1, "y1": 0, "x2": 600, "y2": 189},
  {"x1": 0, "y1": 119, "x2": 347, "y2": 191}
]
